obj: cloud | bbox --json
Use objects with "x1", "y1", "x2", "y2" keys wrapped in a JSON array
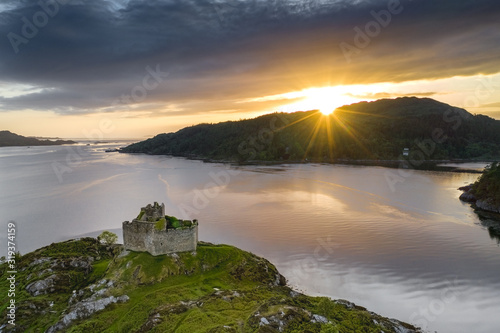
[
  {"x1": 480, "y1": 102, "x2": 500, "y2": 108},
  {"x1": 345, "y1": 91, "x2": 439, "y2": 99},
  {"x1": 0, "y1": 0, "x2": 499, "y2": 116},
  {"x1": 485, "y1": 111, "x2": 500, "y2": 120}
]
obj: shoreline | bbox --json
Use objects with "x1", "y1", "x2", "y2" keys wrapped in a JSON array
[
  {"x1": 459, "y1": 185, "x2": 500, "y2": 215},
  {"x1": 119, "y1": 150, "x2": 488, "y2": 173}
]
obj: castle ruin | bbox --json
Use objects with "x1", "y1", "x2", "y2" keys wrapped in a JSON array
[{"x1": 122, "y1": 202, "x2": 198, "y2": 256}]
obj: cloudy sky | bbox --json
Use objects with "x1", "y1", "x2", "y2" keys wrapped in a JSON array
[{"x1": 1, "y1": 0, "x2": 499, "y2": 138}]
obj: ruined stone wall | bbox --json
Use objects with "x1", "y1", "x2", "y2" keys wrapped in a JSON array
[
  {"x1": 149, "y1": 227, "x2": 198, "y2": 256},
  {"x1": 138, "y1": 202, "x2": 165, "y2": 221},
  {"x1": 122, "y1": 220, "x2": 198, "y2": 256}
]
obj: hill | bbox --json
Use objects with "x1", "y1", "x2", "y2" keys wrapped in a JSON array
[
  {"x1": 121, "y1": 97, "x2": 500, "y2": 162},
  {"x1": 0, "y1": 238, "x2": 420, "y2": 332},
  {"x1": 0, "y1": 131, "x2": 75, "y2": 147}
]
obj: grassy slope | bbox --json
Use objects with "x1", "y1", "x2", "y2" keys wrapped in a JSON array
[
  {"x1": 0, "y1": 238, "x2": 118, "y2": 332},
  {"x1": 0, "y1": 239, "x2": 420, "y2": 333}
]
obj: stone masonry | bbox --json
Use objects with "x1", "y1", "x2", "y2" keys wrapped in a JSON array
[{"x1": 122, "y1": 202, "x2": 198, "y2": 256}]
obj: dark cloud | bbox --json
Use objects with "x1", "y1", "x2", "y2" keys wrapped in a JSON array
[{"x1": 0, "y1": 0, "x2": 499, "y2": 115}]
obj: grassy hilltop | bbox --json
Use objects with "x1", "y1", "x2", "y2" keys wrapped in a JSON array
[{"x1": 0, "y1": 238, "x2": 420, "y2": 332}]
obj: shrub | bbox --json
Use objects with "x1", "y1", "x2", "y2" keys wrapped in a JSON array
[
  {"x1": 166, "y1": 215, "x2": 182, "y2": 229},
  {"x1": 97, "y1": 231, "x2": 118, "y2": 245},
  {"x1": 473, "y1": 162, "x2": 500, "y2": 205}
]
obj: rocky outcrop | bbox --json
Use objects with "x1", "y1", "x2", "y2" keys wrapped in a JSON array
[
  {"x1": 249, "y1": 305, "x2": 326, "y2": 331},
  {"x1": 47, "y1": 295, "x2": 129, "y2": 333},
  {"x1": 47, "y1": 279, "x2": 129, "y2": 333},
  {"x1": 476, "y1": 200, "x2": 500, "y2": 214},
  {"x1": 25, "y1": 274, "x2": 57, "y2": 296},
  {"x1": 459, "y1": 184, "x2": 500, "y2": 214},
  {"x1": 459, "y1": 184, "x2": 476, "y2": 203},
  {"x1": 24, "y1": 256, "x2": 95, "y2": 296},
  {"x1": 459, "y1": 163, "x2": 500, "y2": 215}
]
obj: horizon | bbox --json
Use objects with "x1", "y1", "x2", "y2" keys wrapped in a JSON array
[
  {"x1": 2, "y1": 96, "x2": 498, "y2": 140},
  {"x1": 1, "y1": 0, "x2": 500, "y2": 138}
]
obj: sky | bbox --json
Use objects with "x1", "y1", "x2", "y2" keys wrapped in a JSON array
[{"x1": 0, "y1": 0, "x2": 499, "y2": 138}]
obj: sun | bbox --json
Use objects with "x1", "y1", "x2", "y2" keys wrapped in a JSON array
[
  {"x1": 276, "y1": 86, "x2": 366, "y2": 115},
  {"x1": 319, "y1": 107, "x2": 334, "y2": 115}
]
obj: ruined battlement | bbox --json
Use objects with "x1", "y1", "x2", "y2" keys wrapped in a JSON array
[
  {"x1": 122, "y1": 202, "x2": 198, "y2": 256},
  {"x1": 137, "y1": 202, "x2": 165, "y2": 221}
]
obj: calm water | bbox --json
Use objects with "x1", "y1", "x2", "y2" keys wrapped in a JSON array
[{"x1": 1, "y1": 144, "x2": 499, "y2": 333}]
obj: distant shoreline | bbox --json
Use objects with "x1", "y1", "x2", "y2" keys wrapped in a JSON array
[
  {"x1": 0, "y1": 130, "x2": 76, "y2": 147},
  {"x1": 0, "y1": 142, "x2": 76, "y2": 148}
]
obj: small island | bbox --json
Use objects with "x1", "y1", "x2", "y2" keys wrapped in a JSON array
[
  {"x1": 0, "y1": 130, "x2": 76, "y2": 147},
  {"x1": 0, "y1": 203, "x2": 421, "y2": 332},
  {"x1": 459, "y1": 162, "x2": 500, "y2": 214}
]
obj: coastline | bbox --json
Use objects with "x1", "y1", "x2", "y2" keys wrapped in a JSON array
[
  {"x1": 119, "y1": 150, "x2": 487, "y2": 173},
  {"x1": 459, "y1": 185, "x2": 500, "y2": 215},
  {"x1": 0, "y1": 141, "x2": 76, "y2": 148},
  {"x1": 459, "y1": 162, "x2": 500, "y2": 215}
]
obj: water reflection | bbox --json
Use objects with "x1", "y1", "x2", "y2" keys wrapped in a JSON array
[
  {"x1": 474, "y1": 210, "x2": 500, "y2": 244},
  {"x1": 1, "y1": 146, "x2": 500, "y2": 332}
]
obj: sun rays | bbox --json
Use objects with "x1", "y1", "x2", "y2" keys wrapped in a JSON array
[
  {"x1": 277, "y1": 86, "x2": 364, "y2": 115},
  {"x1": 270, "y1": 108, "x2": 377, "y2": 162}
]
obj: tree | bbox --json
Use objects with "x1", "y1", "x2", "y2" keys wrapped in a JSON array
[{"x1": 97, "y1": 231, "x2": 118, "y2": 245}]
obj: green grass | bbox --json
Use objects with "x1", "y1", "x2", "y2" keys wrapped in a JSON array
[
  {"x1": 155, "y1": 217, "x2": 166, "y2": 231},
  {"x1": 0, "y1": 238, "x2": 118, "y2": 332},
  {"x1": 0, "y1": 239, "x2": 420, "y2": 333}
]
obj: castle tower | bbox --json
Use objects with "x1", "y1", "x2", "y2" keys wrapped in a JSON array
[{"x1": 122, "y1": 202, "x2": 198, "y2": 256}]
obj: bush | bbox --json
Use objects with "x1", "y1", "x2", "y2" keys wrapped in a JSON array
[
  {"x1": 166, "y1": 215, "x2": 182, "y2": 229},
  {"x1": 97, "y1": 231, "x2": 118, "y2": 245},
  {"x1": 473, "y1": 162, "x2": 500, "y2": 205}
]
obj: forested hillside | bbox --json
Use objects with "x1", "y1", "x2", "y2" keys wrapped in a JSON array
[{"x1": 122, "y1": 97, "x2": 500, "y2": 161}]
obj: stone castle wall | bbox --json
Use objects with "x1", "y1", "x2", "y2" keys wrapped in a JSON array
[{"x1": 122, "y1": 220, "x2": 198, "y2": 256}]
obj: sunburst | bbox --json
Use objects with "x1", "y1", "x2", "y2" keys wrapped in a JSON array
[{"x1": 270, "y1": 110, "x2": 375, "y2": 162}]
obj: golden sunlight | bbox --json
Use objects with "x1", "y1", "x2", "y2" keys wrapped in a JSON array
[
  {"x1": 319, "y1": 107, "x2": 334, "y2": 116},
  {"x1": 276, "y1": 85, "x2": 380, "y2": 114}
]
